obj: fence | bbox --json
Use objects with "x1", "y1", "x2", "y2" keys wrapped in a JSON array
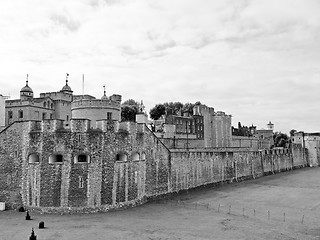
[{"x1": 154, "y1": 199, "x2": 314, "y2": 226}]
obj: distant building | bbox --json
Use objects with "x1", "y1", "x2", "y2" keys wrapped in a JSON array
[
  {"x1": 4, "y1": 75, "x2": 122, "y2": 128},
  {"x1": 254, "y1": 121, "x2": 274, "y2": 149},
  {"x1": 153, "y1": 104, "x2": 232, "y2": 149},
  {"x1": 0, "y1": 94, "x2": 9, "y2": 130}
]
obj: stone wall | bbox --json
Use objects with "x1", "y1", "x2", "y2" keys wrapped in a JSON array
[
  {"x1": 231, "y1": 136, "x2": 259, "y2": 150},
  {"x1": 0, "y1": 119, "x2": 312, "y2": 212},
  {"x1": 170, "y1": 146, "x2": 308, "y2": 194}
]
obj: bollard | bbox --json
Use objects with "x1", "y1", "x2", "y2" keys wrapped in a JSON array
[
  {"x1": 39, "y1": 221, "x2": 45, "y2": 229},
  {"x1": 18, "y1": 206, "x2": 25, "y2": 212},
  {"x1": 228, "y1": 205, "x2": 231, "y2": 214},
  {"x1": 29, "y1": 228, "x2": 37, "y2": 240},
  {"x1": 283, "y1": 212, "x2": 286, "y2": 222},
  {"x1": 301, "y1": 215, "x2": 305, "y2": 224},
  {"x1": 26, "y1": 211, "x2": 31, "y2": 220}
]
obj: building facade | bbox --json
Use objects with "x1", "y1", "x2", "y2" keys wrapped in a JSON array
[{"x1": 4, "y1": 77, "x2": 121, "y2": 129}]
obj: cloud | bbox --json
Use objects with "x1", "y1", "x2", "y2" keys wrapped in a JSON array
[{"x1": 0, "y1": 0, "x2": 320, "y2": 133}]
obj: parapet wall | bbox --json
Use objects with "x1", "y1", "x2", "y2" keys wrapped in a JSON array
[{"x1": 0, "y1": 120, "x2": 312, "y2": 212}]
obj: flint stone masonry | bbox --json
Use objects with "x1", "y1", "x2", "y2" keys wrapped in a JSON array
[{"x1": 0, "y1": 119, "x2": 311, "y2": 212}]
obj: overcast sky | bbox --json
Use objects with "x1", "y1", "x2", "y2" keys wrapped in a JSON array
[{"x1": 1, "y1": 0, "x2": 319, "y2": 134}]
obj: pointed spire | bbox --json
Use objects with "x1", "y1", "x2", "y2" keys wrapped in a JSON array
[
  {"x1": 66, "y1": 73, "x2": 69, "y2": 85},
  {"x1": 26, "y1": 73, "x2": 29, "y2": 86},
  {"x1": 101, "y1": 85, "x2": 108, "y2": 100}
]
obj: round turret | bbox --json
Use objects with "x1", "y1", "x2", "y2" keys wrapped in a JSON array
[
  {"x1": 101, "y1": 85, "x2": 108, "y2": 100},
  {"x1": 20, "y1": 75, "x2": 34, "y2": 100},
  {"x1": 60, "y1": 73, "x2": 73, "y2": 94}
]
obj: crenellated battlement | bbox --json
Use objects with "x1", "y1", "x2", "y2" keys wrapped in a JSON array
[
  {"x1": 71, "y1": 99, "x2": 120, "y2": 110},
  {"x1": 28, "y1": 118, "x2": 147, "y2": 135}
]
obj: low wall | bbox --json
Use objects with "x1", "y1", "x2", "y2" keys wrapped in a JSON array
[{"x1": 169, "y1": 147, "x2": 307, "y2": 194}]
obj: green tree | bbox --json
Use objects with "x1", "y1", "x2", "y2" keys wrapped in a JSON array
[
  {"x1": 289, "y1": 129, "x2": 297, "y2": 137},
  {"x1": 149, "y1": 104, "x2": 166, "y2": 120},
  {"x1": 121, "y1": 99, "x2": 139, "y2": 122},
  {"x1": 273, "y1": 132, "x2": 289, "y2": 148},
  {"x1": 163, "y1": 102, "x2": 183, "y2": 115},
  {"x1": 182, "y1": 102, "x2": 195, "y2": 115}
]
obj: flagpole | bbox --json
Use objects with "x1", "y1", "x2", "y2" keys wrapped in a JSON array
[{"x1": 82, "y1": 74, "x2": 84, "y2": 98}]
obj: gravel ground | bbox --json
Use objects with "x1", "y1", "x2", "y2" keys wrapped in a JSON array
[{"x1": 0, "y1": 167, "x2": 319, "y2": 240}]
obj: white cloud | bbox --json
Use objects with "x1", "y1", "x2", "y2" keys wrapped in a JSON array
[{"x1": 0, "y1": 0, "x2": 319, "y2": 133}]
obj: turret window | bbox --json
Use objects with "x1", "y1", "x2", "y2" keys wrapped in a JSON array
[
  {"x1": 116, "y1": 153, "x2": 127, "y2": 162},
  {"x1": 74, "y1": 154, "x2": 90, "y2": 163},
  {"x1": 132, "y1": 153, "x2": 139, "y2": 161},
  {"x1": 18, "y1": 110, "x2": 23, "y2": 118},
  {"x1": 49, "y1": 154, "x2": 63, "y2": 164},
  {"x1": 28, "y1": 153, "x2": 40, "y2": 164}
]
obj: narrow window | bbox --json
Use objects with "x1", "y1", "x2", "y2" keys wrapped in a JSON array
[
  {"x1": 51, "y1": 103, "x2": 53, "y2": 109},
  {"x1": 42, "y1": 113, "x2": 46, "y2": 119},
  {"x1": 50, "y1": 113, "x2": 53, "y2": 119},
  {"x1": 67, "y1": 115, "x2": 69, "y2": 121},
  {"x1": 28, "y1": 153, "x2": 40, "y2": 163},
  {"x1": 8, "y1": 111, "x2": 13, "y2": 119},
  {"x1": 132, "y1": 152, "x2": 139, "y2": 161},
  {"x1": 107, "y1": 112, "x2": 112, "y2": 120},
  {"x1": 116, "y1": 153, "x2": 127, "y2": 162},
  {"x1": 77, "y1": 154, "x2": 88, "y2": 163},
  {"x1": 18, "y1": 110, "x2": 23, "y2": 118},
  {"x1": 79, "y1": 176, "x2": 84, "y2": 188},
  {"x1": 49, "y1": 154, "x2": 63, "y2": 164}
]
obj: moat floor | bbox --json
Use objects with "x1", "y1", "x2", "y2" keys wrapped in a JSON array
[{"x1": 1, "y1": 167, "x2": 320, "y2": 240}]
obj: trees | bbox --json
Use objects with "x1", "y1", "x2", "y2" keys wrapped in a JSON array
[
  {"x1": 149, "y1": 101, "x2": 202, "y2": 120},
  {"x1": 289, "y1": 129, "x2": 297, "y2": 137},
  {"x1": 163, "y1": 102, "x2": 183, "y2": 115},
  {"x1": 149, "y1": 104, "x2": 166, "y2": 120},
  {"x1": 121, "y1": 99, "x2": 139, "y2": 122},
  {"x1": 273, "y1": 132, "x2": 289, "y2": 148}
]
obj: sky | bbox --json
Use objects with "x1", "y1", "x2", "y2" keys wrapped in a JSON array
[{"x1": 1, "y1": 0, "x2": 320, "y2": 134}]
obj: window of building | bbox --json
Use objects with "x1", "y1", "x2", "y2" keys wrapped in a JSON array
[
  {"x1": 8, "y1": 111, "x2": 13, "y2": 119},
  {"x1": 50, "y1": 113, "x2": 53, "y2": 119},
  {"x1": 18, "y1": 110, "x2": 23, "y2": 118},
  {"x1": 66, "y1": 115, "x2": 69, "y2": 121},
  {"x1": 43, "y1": 102, "x2": 46, "y2": 108},
  {"x1": 116, "y1": 153, "x2": 127, "y2": 162},
  {"x1": 132, "y1": 152, "x2": 139, "y2": 161},
  {"x1": 79, "y1": 176, "x2": 84, "y2": 188},
  {"x1": 107, "y1": 112, "x2": 112, "y2": 120},
  {"x1": 28, "y1": 153, "x2": 40, "y2": 163},
  {"x1": 141, "y1": 152, "x2": 146, "y2": 160},
  {"x1": 47, "y1": 101, "x2": 50, "y2": 108},
  {"x1": 49, "y1": 154, "x2": 63, "y2": 164},
  {"x1": 51, "y1": 103, "x2": 53, "y2": 109},
  {"x1": 42, "y1": 113, "x2": 46, "y2": 120},
  {"x1": 74, "y1": 154, "x2": 90, "y2": 163}
]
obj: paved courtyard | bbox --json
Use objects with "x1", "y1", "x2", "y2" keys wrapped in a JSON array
[{"x1": 0, "y1": 167, "x2": 320, "y2": 240}]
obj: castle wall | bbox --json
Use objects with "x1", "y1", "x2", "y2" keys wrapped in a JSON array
[
  {"x1": 231, "y1": 136, "x2": 259, "y2": 150},
  {"x1": 0, "y1": 119, "x2": 312, "y2": 212},
  {"x1": 71, "y1": 99, "x2": 121, "y2": 127},
  {"x1": 0, "y1": 121, "x2": 36, "y2": 209}
]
